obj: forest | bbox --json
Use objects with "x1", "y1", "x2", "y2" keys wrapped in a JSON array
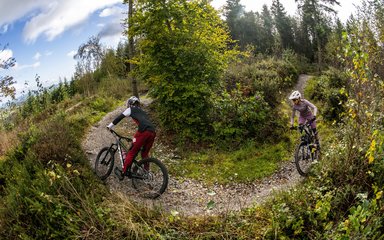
[{"x1": 0, "y1": 0, "x2": 383, "y2": 239}]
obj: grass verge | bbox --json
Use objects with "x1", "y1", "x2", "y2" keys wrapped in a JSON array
[{"x1": 169, "y1": 140, "x2": 293, "y2": 184}]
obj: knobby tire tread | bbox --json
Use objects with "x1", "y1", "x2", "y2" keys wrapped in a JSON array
[{"x1": 95, "y1": 147, "x2": 115, "y2": 180}]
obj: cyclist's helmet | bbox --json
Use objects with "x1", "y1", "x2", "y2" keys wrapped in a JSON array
[
  {"x1": 127, "y1": 96, "x2": 140, "y2": 107},
  {"x1": 289, "y1": 90, "x2": 301, "y2": 100}
]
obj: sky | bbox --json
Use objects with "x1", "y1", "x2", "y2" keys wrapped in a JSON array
[
  {"x1": 211, "y1": 0, "x2": 359, "y2": 22},
  {"x1": 0, "y1": 0, "x2": 126, "y2": 101},
  {"x1": 0, "y1": 0, "x2": 360, "y2": 102}
]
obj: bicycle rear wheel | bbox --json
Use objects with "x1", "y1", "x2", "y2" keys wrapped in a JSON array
[
  {"x1": 295, "y1": 142, "x2": 313, "y2": 176},
  {"x1": 95, "y1": 147, "x2": 115, "y2": 180},
  {"x1": 131, "y1": 158, "x2": 168, "y2": 199}
]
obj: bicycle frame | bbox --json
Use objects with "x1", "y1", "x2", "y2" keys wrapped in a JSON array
[
  {"x1": 298, "y1": 123, "x2": 315, "y2": 144},
  {"x1": 95, "y1": 129, "x2": 169, "y2": 198},
  {"x1": 108, "y1": 129, "x2": 132, "y2": 170}
]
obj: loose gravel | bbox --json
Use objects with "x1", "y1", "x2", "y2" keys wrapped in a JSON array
[{"x1": 82, "y1": 75, "x2": 310, "y2": 216}]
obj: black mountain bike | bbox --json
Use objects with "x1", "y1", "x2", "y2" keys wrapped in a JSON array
[
  {"x1": 95, "y1": 129, "x2": 168, "y2": 199},
  {"x1": 293, "y1": 119, "x2": 321, "y2": 176}
]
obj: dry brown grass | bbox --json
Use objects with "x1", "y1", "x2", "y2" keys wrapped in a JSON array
[{"x1": 0, "y1": 130, "x2": 18, "y2": 157}]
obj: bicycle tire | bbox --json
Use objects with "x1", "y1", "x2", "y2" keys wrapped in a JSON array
[
  {"x1": 95, "y1": 147, "x2": 115, "y2": 180},
  {"x1": 131, "y1": 158, "x2": 168, "y2": 199},
  {"x1": 295, "y1": 142, "x2": 313, "y2": 176}
]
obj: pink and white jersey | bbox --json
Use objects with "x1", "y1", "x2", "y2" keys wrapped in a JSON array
[{"x1": 291, "y1": 99, "x2": 318, "y2": 125}]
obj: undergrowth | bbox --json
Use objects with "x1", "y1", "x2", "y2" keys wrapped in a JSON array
[{"x1": 170, "y1": 140, "x2": 293, "y2": 184}]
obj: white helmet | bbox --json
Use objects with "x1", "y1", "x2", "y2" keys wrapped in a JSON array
[
  {"x1": 289, "y1": 90, "x2": 301, "y2": 100},
  {"x1": 126, "y1": 96, "x2": 140, "y2": 107}
]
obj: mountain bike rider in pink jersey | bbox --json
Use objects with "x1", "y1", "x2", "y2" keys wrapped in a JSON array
[
  {"x1": 107, "y1": 96, "x2": 156, "y2": 180},
  {"x1": 289, "y1": 90, "x2": 320, "y2": 147}
]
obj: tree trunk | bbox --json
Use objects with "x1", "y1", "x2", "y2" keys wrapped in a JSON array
[
  {"x1": 128, "y1": 0, "x2": 139, "y2": 97},
  {"x1": 317, "y1": 33, "x2": 322, "y2": 73}
]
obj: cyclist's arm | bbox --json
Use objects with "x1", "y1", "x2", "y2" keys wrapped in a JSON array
[
  {"x1": 290, "y1": 109, "x2": 296, "y2": 126},
  {"x1": 107, "y1": 108, "x2": 132, "y2": 128},
  {"x1": 303, "y1": 99, "x2": 318, "y2": 116}
]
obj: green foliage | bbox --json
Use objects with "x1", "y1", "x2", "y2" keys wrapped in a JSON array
[
  {"x1": 330, "y1": 192, "x2": 383, "y2": 239},
  {"x1": 28, "y1": 113, "x2": 86, "y2": 166},
  {"x1": 96, "y1": 77, "x2": 133, "y2": 99},
  {"x1": 0, "y1": 44, "x2": 16, "y2": 100},
  {"x1": 18, "y1": 77, "x2": 76, "y2": 119},
  {"x1": 210, "y1": 86, "x2": 271, "y2": 143},
  {"x1": 272, "y1": 0, "x2": 295, "y2": 51},
  {"x1": 263, "y1": 178, "x2": 333, "y2": 239},
  {"x1": 169, "y1": 141, "x2": 290, "y2": 184},
  {"x1": 0, "y1": 111, "x2": 113, "y2": 239},
  {"x1": 131, "y1": 0, "x2": 237, "y2": 141},
  {"x1": 223, "y1": 56, "x2": 298, "y2": 108},
  {"x1": 263, "y1": 3, "x2": 384, "y2": 238},
  {"x1": 304, "y1": 68, "x2": 348, "y2": 122}
]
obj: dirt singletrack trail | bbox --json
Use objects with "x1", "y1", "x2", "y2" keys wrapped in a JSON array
[{"x1": 82, "y1": 74, "x2": 311, "y2": 216}]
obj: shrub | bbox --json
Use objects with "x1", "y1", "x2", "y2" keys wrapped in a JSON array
[
  {"x1": 97, "y1": 76, "x2": 134, "y2": 99},
  {"x1": 210, "y1": 86, "x2": 271, "y2": 144},
  {"x1": 304, "y1": 68, "x2": 348, "y2": 123},
  {"x1": 0, "y1": 109, "x2": 112, "y2": 239},
  {"x1": 223, "y1": 57, "x2": 298, "y2": 108},
  {"x1": 29, "y1": 113, "x2": 86, "y2": 167}
]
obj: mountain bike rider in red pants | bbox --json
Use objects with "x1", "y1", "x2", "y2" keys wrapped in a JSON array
[{"x1": 107, "y1": 96, "x2": 156, "y2": 180}]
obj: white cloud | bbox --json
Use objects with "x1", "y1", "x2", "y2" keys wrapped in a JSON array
[
  {"x1": 98, "y1": 5, "x2": 125, "y2": 39},
  {"x1": 99, "y1": 6, "x2": 123, "y2": 17},
  {"x1": 67, "y1": 50, "x2": 77, "y2": 58},
  {"x1": 0, "y1": 49, "x2": 13, "y2": 62},
  {"x1": 0, "y1": 0, "x2": 51, "y2": 28},
  {"x1": 99, "y1": 21, "x2": 123, "y2": 38},
  {"x1": 0, "y1": 0, "x2": 122, "y2": 43},
  {"x1": 33, "y1": 52, "x2": 42, "y2": 60},
  {"x1": 15, "y1": 61, "x2": 41, "y2": 70}
]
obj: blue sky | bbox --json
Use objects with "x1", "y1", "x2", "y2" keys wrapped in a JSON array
[
  {"x1": 0, "y1": 0, "x2": 126, "y2": 100},
  {"x1": 0, "y1": 0, "x2": 359, "y2": 102}
]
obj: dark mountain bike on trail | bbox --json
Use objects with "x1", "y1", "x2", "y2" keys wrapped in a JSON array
[
  {"x1": 292, "y1": 119, "x2": 321, "y2": 176},
  {"x1": 95, "y1": 129, "x2": 168, "y2": 199}
]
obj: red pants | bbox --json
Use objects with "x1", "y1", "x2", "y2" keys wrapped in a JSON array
[{"x1": 123, "y1": 130, "x2": 156, "y2": 173}]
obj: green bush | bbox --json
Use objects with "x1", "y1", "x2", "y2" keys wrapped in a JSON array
[
  {"x1": 0, "y1": 111, "x2": 112, "y2": 239},
  {"x1": 170, "y1": 141, "x2": 290, "y2": 184},
  {"x1": 97, "y1": 76, "x2": 134, "y2": 99},
  {"x1": 223, "y1": 57, "x2": 298, "y2": 108},
  {"x1": 89, "y1": 96, "x2": 111, "y2": 113},
  {"x1": 210, "y1": 86, "x2": 271, "y2": 144},
  {"x1": 28, "y1": 114, "x2": 86, "y2": 167},
  {"x1": 304, "y1": 68, "x2": 348, "y2": 123}
]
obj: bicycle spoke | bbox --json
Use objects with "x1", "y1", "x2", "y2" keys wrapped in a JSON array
[
  {"x1": 95, "y1": 147, "x2": 114, "y2": 180},
  {"x1": 131, "y1": 158, "x2": 168, "y2": 199},
  {"x1": 295, "y1": 143, "x2": 313, "y2": 176}
]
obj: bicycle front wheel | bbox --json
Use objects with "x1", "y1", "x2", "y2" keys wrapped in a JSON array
[
  {"x1": 295, "y1": 142, "x2": 313, "y2": 176},
  {"x1": 131, "y1": 158, "x2": 168, "y2": 199},
  {"x1": 95, "y1": 147, "x2": 115, "y2": 180}
]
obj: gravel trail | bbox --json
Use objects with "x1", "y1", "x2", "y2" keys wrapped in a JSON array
[{"x1": 82, "y1": 75, "x2": 311, "y2": 216}]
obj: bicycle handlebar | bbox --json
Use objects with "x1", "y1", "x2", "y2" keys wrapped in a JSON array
[
  {"x1": 290, "y1": 117, "x2": 317, "y2": 130},
  {"x1": 108, "y1": 128, "x2": 132, "y2": 142}
]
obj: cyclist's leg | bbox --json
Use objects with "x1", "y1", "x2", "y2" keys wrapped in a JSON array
[
  {"x1": 123, "y1": 131, "x2": 146, "y2": 173},
  {"x1": 298, "y1": 115, "x2": 306, "y2": 126},
  {"x1": 141, "y1": 131, "x2": 156, "y2": 170},
  {"x1": 305, "y1": 116, "x2": 320, "y2": 151},
  {"x1": 141, "y1": 131, "x2": 156, "y2": 158},
  {"x1": 307, "y1": 116, "x2": 320, "y2": 146}
]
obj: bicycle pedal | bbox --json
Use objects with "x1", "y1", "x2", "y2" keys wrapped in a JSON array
[{"x1": 114, "y1": 167, "x2": 125, "y2": 181}]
